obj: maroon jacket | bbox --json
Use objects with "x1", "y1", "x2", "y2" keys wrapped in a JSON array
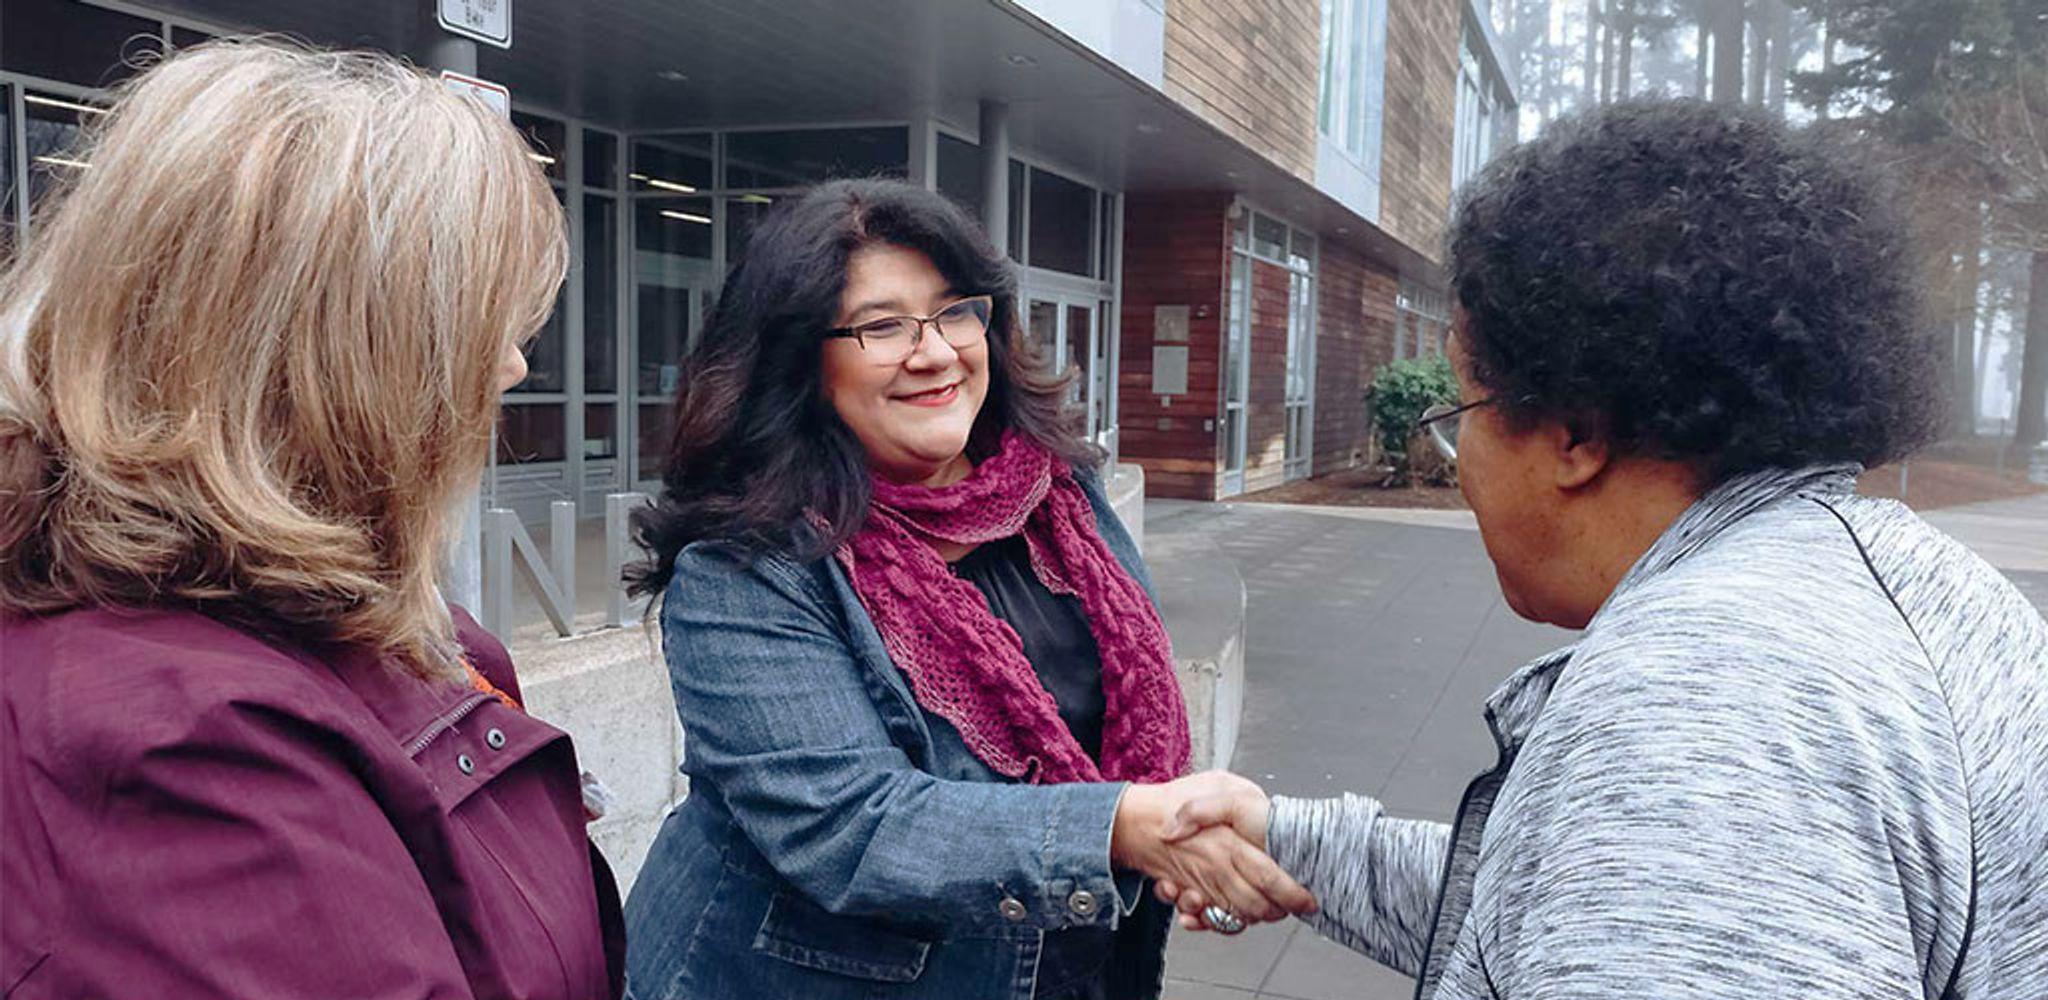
[{"x1": 1, "y1": 605, "x2": 624, "y2": 999}]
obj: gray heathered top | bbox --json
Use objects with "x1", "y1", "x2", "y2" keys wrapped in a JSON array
[{"x1": 1268, "y1": 465, "x2": 2048, "y2": 999}]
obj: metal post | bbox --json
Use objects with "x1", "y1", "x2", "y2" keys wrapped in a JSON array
[
  {"x1": 422, "y1": 3, "x2": 483, "y2": 612},
  {"x1": 979, "y1": 99, "x2": 1011, "y2": 256}
]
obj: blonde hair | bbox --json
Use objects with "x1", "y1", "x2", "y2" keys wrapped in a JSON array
[{"x1": 0, "y1": 40, "x2": 567, "y2": 676}]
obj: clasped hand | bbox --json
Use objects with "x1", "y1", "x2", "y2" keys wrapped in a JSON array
[{"x1": 1110, "y1": 770, "x2": 1316, "y2": 932}]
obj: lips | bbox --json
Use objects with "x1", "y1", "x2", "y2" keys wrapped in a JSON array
[{"x1": 893, "y1": 381, "x2": 960, "y2": 407}]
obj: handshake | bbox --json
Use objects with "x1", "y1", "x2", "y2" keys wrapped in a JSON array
[{"x1": 1109, "y1": 771, "x2": 1318, "y2": 934}]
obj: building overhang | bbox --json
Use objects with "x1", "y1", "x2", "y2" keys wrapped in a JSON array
[{"x1": 147, "y1": 0, "x2": 1441, "y2": 279}]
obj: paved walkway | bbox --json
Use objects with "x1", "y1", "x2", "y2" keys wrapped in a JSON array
[{"x1": 1148, "y1": 491, "x2": 2046, "y2": 1000}]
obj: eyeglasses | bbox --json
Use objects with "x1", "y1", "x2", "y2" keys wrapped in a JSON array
[
  {"x1": 1415, "y1": 397, "x2": 1496, "y2": 463},
  {"x1": 825, "y1": 295, "x2": 994, "y2": 367}
]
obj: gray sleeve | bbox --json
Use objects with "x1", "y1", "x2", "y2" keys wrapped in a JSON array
[{"x1": 1267, "y1": 793, "x2": 1450, "y2": 977}]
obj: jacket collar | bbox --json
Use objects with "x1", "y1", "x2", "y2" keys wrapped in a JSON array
[{"x1": 1481, "y1": 464, "x2": 1860, "y2": 754}]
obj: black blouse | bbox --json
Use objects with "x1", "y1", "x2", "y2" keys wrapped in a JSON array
[{"x1": 949, "y1": 534, "x2": 1167, "y2": 1000}]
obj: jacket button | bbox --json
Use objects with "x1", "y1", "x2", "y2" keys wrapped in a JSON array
[
  {"x1": 485, "y1": 728, "x2": 507, "y2": 750},
  {"x1": 998, "y1": 897, "x2": 1028, "y2": 923},
  {"x1": 457, "y1": 753, "x2": 475, "y2": 775},
  {"x1": 1068, "y1": 890, "x2": 1099, "y2": 918}
]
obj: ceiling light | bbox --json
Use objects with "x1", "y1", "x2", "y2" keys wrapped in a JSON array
[
  {"x1": 657, "y1": 69, "x2": 689, "y2": 82},
  {"x1": 1004, "y1": 53, "x2": 1038, "y2": 67},
  {"x1": 738, "y1": 194, "x2": 773, "y2": 204},
  {"x1": 25, "y1": 94, "x2": 106, "y2": 116},
  {"x1": 661, "y1": 210, "x2": 712, "y2": 225},
  {"x1": 641, "y1": 176, "x2": 696, "y2": 194},
  {"x1": 527, "y1": 152, "x2": 557, "y2": 165},
  {"x1": 34, "y1": 154, "x2": 90, "y2": 169}
]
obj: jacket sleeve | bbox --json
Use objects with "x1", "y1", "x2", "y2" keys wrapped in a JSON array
[
  {"x1": 52, "y1": 695, "x2": 476, "y2": 999},
  {"x1": 1266, "y1": 793, "x2": 1451, "y2": 977},
  {"x1": 662, "y1": 545, "x2": 1130, "y2": 933}
]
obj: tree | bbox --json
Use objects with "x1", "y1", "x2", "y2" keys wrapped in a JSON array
[{"x1": 1785, "y1": 0, "x2": 2048, "y2": 451}]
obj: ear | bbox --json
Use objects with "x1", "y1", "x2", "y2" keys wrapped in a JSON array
[{"x1": 1541, "y1": 418, "x2": 1611, "y2": 491}]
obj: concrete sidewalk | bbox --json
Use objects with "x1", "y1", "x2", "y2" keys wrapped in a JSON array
[{"x1": 1151, "y1": 489, "x2": 2044, "y2": 1000}]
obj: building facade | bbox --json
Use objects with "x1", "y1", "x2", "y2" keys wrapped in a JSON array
[{"x1": 3, "y1": 0, "x2": 1515, "y2": 514}]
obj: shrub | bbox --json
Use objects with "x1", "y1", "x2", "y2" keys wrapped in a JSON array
[{"x1": 1367, "y1": 356, "x2": 1459, "y2": 481}]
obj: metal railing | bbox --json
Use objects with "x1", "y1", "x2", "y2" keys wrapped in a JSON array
[{"x1": 477, "y1": 492, "x2": 653, "y2": 639}]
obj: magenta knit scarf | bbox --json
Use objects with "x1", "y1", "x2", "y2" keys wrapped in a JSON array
[{"x1": 834, "y1": 432, "x2": 1191, "y2": 785}]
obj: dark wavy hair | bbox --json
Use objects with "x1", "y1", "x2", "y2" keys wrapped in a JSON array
[
  {"x1": 628, "y1": 178, "x2": 1096, "y2": 594},
  {"x1": 1448, "y1": 99, "x2": 1945, "y2": 483}
]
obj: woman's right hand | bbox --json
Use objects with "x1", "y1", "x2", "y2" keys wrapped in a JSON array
[{"x1": 1110, "y1": 772, "x2": 1317, "y2": 926}]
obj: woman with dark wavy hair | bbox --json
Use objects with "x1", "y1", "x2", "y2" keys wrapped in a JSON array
[
  {"x1": 1162, "y1": 101, "x2": 2048, "y2": 998},
  {"x1": 621, "y1": 178, "x2": 1312, "y2": 1000}
]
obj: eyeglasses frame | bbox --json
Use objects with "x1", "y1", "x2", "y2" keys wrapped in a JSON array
[{"x1": 823, "y1": 294, "x2": 996, "y2": 364}]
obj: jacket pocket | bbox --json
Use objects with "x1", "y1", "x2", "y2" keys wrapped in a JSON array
[{"x1": 750, "y1": 891, "x2": 933, "y2": 984}]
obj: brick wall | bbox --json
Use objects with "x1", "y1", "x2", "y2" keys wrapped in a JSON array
[
  {"x1": 1313, "y1": 239, "x2": 1401, "y2": 475},
  {"x1": 1376, "y1": 0, "x2": 1461, "y2": 263},
  {"x1": 1161, "y1": 0, "x2": 1322, "y2": 182},
  {"x1": 1241, "y1": 260, "x2": 1293, "y2": 495},
  {"x1": 1117, "y1": 192, "x2": 1232, "y2": 500}
]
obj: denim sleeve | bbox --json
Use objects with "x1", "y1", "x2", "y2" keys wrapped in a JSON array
[{"x1": 662, "y1": 546, "x2": 1130, "y2": 934}]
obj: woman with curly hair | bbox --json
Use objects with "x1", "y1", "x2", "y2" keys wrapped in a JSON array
[{"x1": 1161, "y1": 101, "x2": 2048, "y2": 998}]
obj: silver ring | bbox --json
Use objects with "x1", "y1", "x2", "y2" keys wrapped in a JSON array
[{"x1": 1202, "y1": 904, "x2": 1246, "y2": 935}]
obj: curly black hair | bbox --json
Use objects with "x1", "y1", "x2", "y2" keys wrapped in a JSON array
[{"x1": 1448, "y1": 99, "x2": 1946, "y2": 482}]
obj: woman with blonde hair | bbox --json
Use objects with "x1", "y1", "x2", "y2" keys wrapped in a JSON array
[{"x1": 0, "y1": 41, "x2": 622, "y2": 999}]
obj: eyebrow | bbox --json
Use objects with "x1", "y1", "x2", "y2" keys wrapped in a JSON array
[{"x1": 840, "y1": 289, "x2": 966, "y2": 324}]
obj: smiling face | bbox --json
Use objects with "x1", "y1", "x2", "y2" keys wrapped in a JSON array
[{"x1": 821, "y1": 243, "x2": 991, "y2": 487}]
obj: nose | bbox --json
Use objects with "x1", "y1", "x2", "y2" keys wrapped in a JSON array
[{"x1": 902, "y1": 321, "x2": 960, "y2": 371}]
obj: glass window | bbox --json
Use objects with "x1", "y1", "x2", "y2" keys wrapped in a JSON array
[
  {"x1": 1317, "y1": 0, "x2": 1385, "y2": 161},
  {"x1": 1026, "y1": 167, "x2": 1094, "y2": 276},
  {"x1": 637, "y1": 402, "x2": 672, "y2": 478},
  {"x1": 1026, "y1": 300, "x2": 1059, "y2": 370},
  {"x1": 511, "y1": 111, "x2": 567, "y2": 183},
  {"x1": 510, "y1": 189, "x2": 569, "y2": 392},
  {"x1": 1252, "y1": 213, "x2": 1287, "y2": 261},
  {"x1": 723, "y1": 127, "x2": 908, "y2": 190},
  {"x1": 1006, "y1": 159, "x2": 1026, "y2": 261},
  {"x1": 936, "y1": 132, "x2": 983, "y2": 219},
  {"x1": 584, "y1": 129, "x2": 618, "y2": 189},
  {"x1": 636, "y1": 196, "x2": 714, "y2": 259},
  {"x1": 513, "y1": 288, "x2": 567, "y2": 393},
  {"x1": 23, "y1": 92, "x2": 101, "y2": 224},
  {"x1": 583, "y1": 194, "x2": 618, "y2": 392},
  {"x1": 170, "y1": 26, "x2": 214, "y2": 50},
  {"x1": 498, "y1": 403, "x2": 566, "y2": 464},
  {"x1": 584, "y1": 403, "x2": 617, "y2": 460},
  {"x1": 632, "y1": 135, "x2": 713, "y2": 193},
  {"x1": 1, "y1": 0, "x2": 161, "y2": 88},
  {"x1": 724, "y1": 193, "x2": 777, "y2": 262},
  {"x1": 1289, "y1": 229, "x2": 1316, "y2": 272}
]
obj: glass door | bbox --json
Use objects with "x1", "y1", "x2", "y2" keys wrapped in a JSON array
[
  {"x1": 1026, "y1": 296, "x2": 1114, "y2": 449},
  {"x1": 1222, "y1": 254, "x2": 1251, "y2": 496}
]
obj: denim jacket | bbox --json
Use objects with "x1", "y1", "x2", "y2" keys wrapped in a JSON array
[{"x1": 624, "y1": 469, "x2": 1171, "y2": 1000}]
